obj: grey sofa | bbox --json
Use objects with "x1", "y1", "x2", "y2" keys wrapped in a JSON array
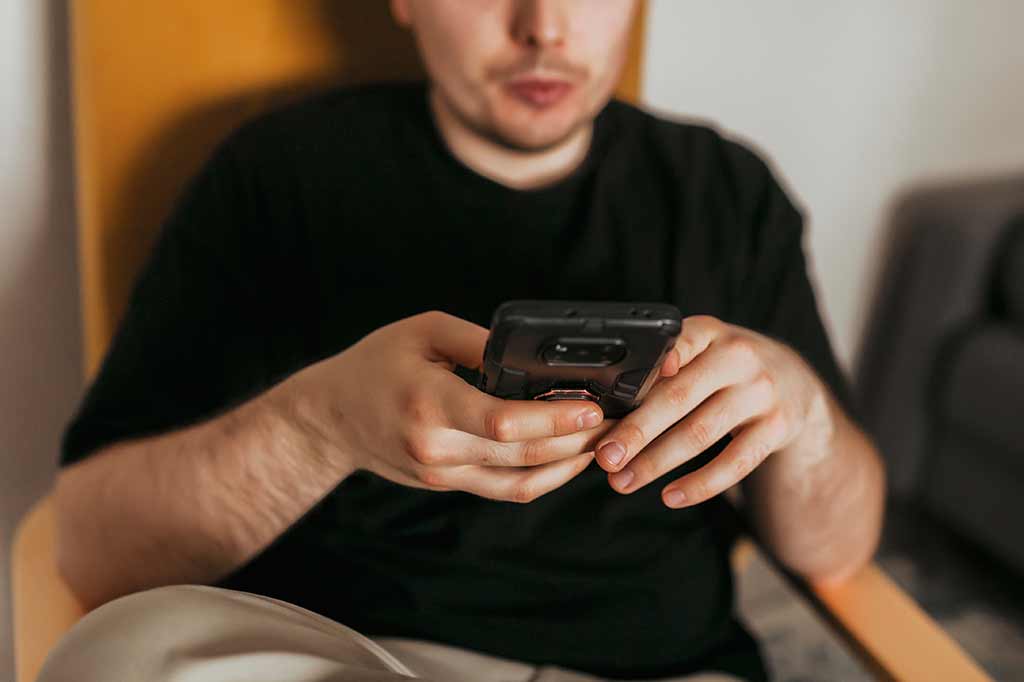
[{"x1": 856, "y1": 173, "x2": 1024, "y2": 574}]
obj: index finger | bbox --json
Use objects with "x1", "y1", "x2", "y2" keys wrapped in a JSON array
[
  {"x1": 659, "y1": 314, "x2": 722, "y2": 377},
  {"x1": 437, "y1": 369, "x2": 605, "y2": 441}
]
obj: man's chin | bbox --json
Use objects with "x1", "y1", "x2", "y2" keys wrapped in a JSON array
[{"x1": 488, "y1": 118, "x2": 587, "y2": 153}]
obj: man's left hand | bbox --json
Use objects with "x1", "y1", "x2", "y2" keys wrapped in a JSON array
[{"x1": 595, "y1": 315, "x2": 836, "y2": 508}]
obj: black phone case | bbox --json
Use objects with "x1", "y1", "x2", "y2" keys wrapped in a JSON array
[{"x1": 474, "y1": 300, "x2": 682, "y2": 418}]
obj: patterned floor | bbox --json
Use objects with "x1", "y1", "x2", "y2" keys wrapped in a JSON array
[{"x1": 734, "y1": 503, "x2": 1024, "y2": 681}]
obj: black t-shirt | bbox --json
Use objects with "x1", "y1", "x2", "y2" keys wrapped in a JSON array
[{"x1": 61, "y1": 82, "x2": 859, "y2": 681}]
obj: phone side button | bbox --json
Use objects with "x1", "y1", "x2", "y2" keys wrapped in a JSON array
[
  {"x1": 495, "y1": 367, "x2": 527, "y2": 395},
  {"x1": 611, "y1": 388, "x2": 635, "y2": 401},
  {"x1": 614, "y1": 367, "x2": 651, "y2": 394}
]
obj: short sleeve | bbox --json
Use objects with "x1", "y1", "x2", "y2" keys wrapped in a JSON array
[
  {"x1": 60, "y1": 132, "x2": 275, "y2": 466},
  {"x1": 731, "y1": 156, "x2": 863, "y2": 426}
]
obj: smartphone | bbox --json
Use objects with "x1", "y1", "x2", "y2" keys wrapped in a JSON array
[{"x1": 472, "y1": 300, "x2": 682, "y2": 418}]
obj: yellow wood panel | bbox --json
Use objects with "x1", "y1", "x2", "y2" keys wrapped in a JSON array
[
  {"x1": 71, "y1": 1, "x2": 647, "y2": 379},
  {"x1": 12, "y1": 496, "x2": 87, "y2": 682},
  {"x1": 618, "y1": 0, "x2": 648, "y2": 105}
]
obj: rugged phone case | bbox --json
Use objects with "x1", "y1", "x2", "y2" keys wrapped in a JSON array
[{"x1": 475, "y1": 300, "x2": 682, "y2": 418}]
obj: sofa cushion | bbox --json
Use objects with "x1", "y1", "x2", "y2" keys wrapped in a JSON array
[
  {"x1": 924, "y1": 425, "x2": 1024, "y2": 574},
  {"x1": 936, "y1": 323, "x2": 1024, "y2": 475},
  {"x1": 996, "y1": 216, "x2": 1024, "y2": 323}
]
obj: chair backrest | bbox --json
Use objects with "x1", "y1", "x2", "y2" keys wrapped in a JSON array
[{"x1": 71, "y1": 1, "x2": 649, "y2": 379}]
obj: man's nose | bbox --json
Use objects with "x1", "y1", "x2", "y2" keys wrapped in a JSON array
[{"x1": 511, "y1": 0, "x2": 569, "y2": 49}]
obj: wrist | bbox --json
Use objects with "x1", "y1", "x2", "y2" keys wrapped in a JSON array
[
  {"x1": 262, "y1": 370, "x2": 358, "y2": 480},
  {"x1": 777, "y1": 381, "x2": 838, "y2": 473},
  {"x1": 805, "y1": 382, "x2": 838, "y2": 449}
]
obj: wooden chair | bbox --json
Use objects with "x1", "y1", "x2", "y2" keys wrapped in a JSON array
[{"x1": 11, "y1": 3, "x2": 992, "y2": 681}]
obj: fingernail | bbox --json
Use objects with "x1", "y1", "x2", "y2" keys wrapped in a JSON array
[
  {"x1": 598, "y1": 441, "x2": 626, "y2": 466},
  {"x1": 577, "y1": 410, "x2": 602, "y2": 430},
  {"x1": 664, "y1": 489, "x2": 686, "y2": 507},
  {"x1": 609, "y1": 468, "x2": 634, "y2": 490}
]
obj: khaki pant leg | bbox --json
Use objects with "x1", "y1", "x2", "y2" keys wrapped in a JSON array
[
  {"x1": 371, "y1": 637, "x2": 537, "y2": 682},
  {"x1": 373, "y1": 638, "x2": 744, "y2": 682},
  {"x1": 37, "y1": 584, "x2": 744, "y2": 682},
  {"x1": 37, "y1": 585, "x2": 418, "y2": 682}
]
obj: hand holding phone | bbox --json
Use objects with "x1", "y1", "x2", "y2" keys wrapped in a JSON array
[{"x1": 294, "y1": 310, "x2": 609, "y2": 503}]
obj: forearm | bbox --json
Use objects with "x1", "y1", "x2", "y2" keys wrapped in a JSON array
[
  {"x1": 743, "y1": 383, "x2": 886, "y2": 583},
  {"x1": 55, "y1": 377, "x2": 354, "y2": 609}
]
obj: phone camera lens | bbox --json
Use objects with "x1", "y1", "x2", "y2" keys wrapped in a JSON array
[{"x1": 542, "y1": 338, "x2": 627, "y2": 366}]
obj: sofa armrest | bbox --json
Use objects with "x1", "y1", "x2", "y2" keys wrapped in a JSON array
[{"x1": 855, "y1": 174, "x2": 1024, "y2": 494}]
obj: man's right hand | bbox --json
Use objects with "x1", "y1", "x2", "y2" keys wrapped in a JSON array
[{"x1": 282, "y1": 310, "x2": 612, "y2": 503}]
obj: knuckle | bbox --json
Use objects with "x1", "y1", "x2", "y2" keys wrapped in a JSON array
[
  {"x1": 689, "y1": 414, "x2": 721, "y2": 450},
  {"x1": 401, "y1": 388, "x2": 435, "y2": 426},
  {"x1": 725, "y1": 335, "x2": 758, "y2": 362},
  {"x1": 418, "y1": 309, "x2": 447, "y2": 325},
  {"x1": 477, "y1": 441, "x2": 503, "y2": 466},
  {"x1": 664, "y1": 380, "x2": 691, "y2": 408},
  {"x1": 733, "y1": 450, "x2": 758, "y2": 478},
  {"x1": 692, "y1": 314, "x2": 719, "y2": 329},
  {"x1": 484, "y1": 410, "x2": 518, "y2": 442},
  {"x1": 753, "y1": 436, "x2": 775, "y2": 462},
  {"x1": 520, "y1": 439, "x2": 549, "y2": 467},
  {"x1": 763, "y1": 411, "x2": 790, "y2": 443},
  {"x1": 617, "y1": 420, "x2": 647, "y2": 450},
  {"x1": 416, "y1": 466, "x2": 448, "y2": 489},
  {"x1": 404, "y1": 431, "x2": 442, "y2": 465},
  {"x1": 672, "y1": 337, "x2": 693, "y2": 360},
  {"x1": 553, "y1": 411, "x2": 571, "y2": 435},
  {"x1": 751, "y1": 371, "x2": 776, "y2": 398},
  {"x1": 509, "y1": 482, "x2": 538, "y2": 504}
]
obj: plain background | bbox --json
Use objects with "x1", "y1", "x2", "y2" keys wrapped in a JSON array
[{"x1": 2, "y1": 1, "x2": 1024, "y2": 679}]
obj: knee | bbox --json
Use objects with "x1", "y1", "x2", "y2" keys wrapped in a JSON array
[
  {"x1": 38, "y1": 585, "x2": 240, "y2": 682},
  {"x1": 83, "y1": 584, "x2": 235, "y2": 631}
]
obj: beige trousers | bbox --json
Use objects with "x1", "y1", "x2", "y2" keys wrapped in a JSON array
[{"x1": 37, "y1": 585, "x2": 742, "y2": 682}]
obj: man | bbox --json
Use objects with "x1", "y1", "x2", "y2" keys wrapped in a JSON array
[{"x1": 44, "y1": 1, "x2": 885, "y2": 681}]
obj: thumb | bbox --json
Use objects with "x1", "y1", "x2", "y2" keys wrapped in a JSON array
[{"x1": 421, "y1": 311, "x2": 489, "y2": 370}]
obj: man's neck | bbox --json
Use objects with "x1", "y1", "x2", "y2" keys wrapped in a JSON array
[{"x1": 428, "y1": 87, "x2": 592, "y2": 191}]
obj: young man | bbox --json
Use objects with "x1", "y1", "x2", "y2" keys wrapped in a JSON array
[{"x1": 44, "y1": 1, "x2": 885, "y2": 681}]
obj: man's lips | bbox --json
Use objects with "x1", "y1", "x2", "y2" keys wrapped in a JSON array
[{"x1": 504, "y1": 78, "x2": 573, "y2": 108}]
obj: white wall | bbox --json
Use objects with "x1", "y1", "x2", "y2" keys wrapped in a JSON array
[
  {"x1": 644, "y1": 0, "x2": 1024, "y2": 371},
  {"x1": 0, "y1": 0, "x2": 82, "y2": 679}
]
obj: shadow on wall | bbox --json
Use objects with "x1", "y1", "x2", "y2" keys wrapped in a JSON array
[{"x1": 93, "y1": 1, "x2": 425, "y2": 366}]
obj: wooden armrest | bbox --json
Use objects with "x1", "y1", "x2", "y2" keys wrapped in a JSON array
[
  {"x1": 810, "y1": 562, "x2": 991, "y2": 681},
  {"x1": 732, "y1": 537, "x2": 992, "y2": 682},
  {"x1": 12, "y1": 494, "x2": 88, "y2": 682}
]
